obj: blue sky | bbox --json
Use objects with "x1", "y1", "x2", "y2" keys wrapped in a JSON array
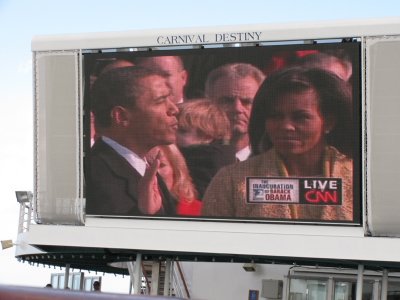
[{"x1": 0, "y1": 0, "x2": 399, "y2": 292}]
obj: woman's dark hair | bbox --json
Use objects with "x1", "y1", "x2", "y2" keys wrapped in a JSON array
[{"x1": 249, "y1": 67, "x2": 354, "y2": 157}]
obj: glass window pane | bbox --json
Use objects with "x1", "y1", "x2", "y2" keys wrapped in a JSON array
[
  {"x1": 307, "y1": 280, "x2": 327, "y2": 300},
  {"x1": 84, "y1": 278, "x2": 92, "y2": 291},
  {"x1": 58, "y1": 275, "x2": 65, "y2": 288},
  {"x1": 51, "y1": 275, "x2": 58, "y2": 288},
  {"x1": 388, "y1": 281, "x2": 400, "y2": 300},
  {"x1": 334, "y1": 282, "x2": 351, "y2": 300},
  {"x1": 73, "y1": 274, "x2": 82, "y2": 290},
  {"x1": 289, "y1": 279, "x2": 327, "y2": 300},
  {"x1": 334, "y1": 280, "x2": 374, "y2": 300}
]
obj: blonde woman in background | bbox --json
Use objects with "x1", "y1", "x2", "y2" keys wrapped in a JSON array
[
  {"x1": 176, "y1": 99, "x2": 236, "y2": 199},
  {"x1": 147, "y1": 144, "x2": 202, "y2": 216}
]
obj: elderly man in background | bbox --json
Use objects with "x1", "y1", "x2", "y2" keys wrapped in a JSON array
[
  {"x1": 135, "y1": 56, "x2": 188, "y2": 104},
  {"x1": 204, "y1": 63, "x2": 265, "y2": 161}
]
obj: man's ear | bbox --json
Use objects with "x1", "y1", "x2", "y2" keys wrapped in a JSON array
[
  {"x1": 111, "y1": 106, "x2": 130, "y2": 127},
  {"x1": 181, "y1": 69, "x2": 188, "y2": 86}
]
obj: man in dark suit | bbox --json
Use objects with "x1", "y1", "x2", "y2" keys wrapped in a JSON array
[{"x1": 86, "y1": 66, "x2": 179, "y2": 216}]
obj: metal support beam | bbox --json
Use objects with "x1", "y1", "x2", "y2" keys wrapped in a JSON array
[
  {"x1": 126, "y1": 261, "x2": 135, "y2": 294},
  {"x1": 381, "y1": 269, "x2": 388, "y2": 300},
  {"x1": 327, "y1": 277, "x2": 334, "y2": 300},
  {"x1": 129, "y1": 277, "x2": 133, "y2": 295},
  {"x1": 356, "y1": 264, "x2": 364, "y2": 300},
  {"x1": 164, "y1": 259, "x2": 172, "y2": 296},
  {"x1": 372, "y1": 280, "x2": 380, "y2": 300},
  {"x1": 64, "y1": 264, "x2": 70, "y2": 289},
  {"x1": 133, "y1": 254, "x2": 142, "y2": 295},
  {"x1": 150, "y1": 261, "x2": 160, "y2": 296}
]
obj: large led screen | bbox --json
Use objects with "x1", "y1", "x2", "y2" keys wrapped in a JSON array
[{"x1": 84, "y1": 41, "x2": 361, "y2": 224}]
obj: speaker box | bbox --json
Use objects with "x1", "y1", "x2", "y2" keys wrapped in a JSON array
[{"x1": 261, "y1": 279, "x2": 283, "y2": 299}]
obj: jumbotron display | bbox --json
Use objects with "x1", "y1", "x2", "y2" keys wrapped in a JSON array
[{"x1": 84, "y1": 41, "x2": 361, "y2": 224}]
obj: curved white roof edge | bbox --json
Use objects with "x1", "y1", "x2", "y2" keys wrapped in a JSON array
[{"x1": 32, "y1": 17, "x2": 400, "y2": 51}]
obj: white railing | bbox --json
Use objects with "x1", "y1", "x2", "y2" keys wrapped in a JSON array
[{"x1": 171, "y1": 262, "x2": 190, "y2": 299}]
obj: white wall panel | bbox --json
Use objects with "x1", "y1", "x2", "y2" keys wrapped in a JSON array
[
  {"x1": 366, "y1": 36, "x2": 400, "y2": 236},
  {"x1": 34, "y1": 52, "x2": 84, "y2": 225}
]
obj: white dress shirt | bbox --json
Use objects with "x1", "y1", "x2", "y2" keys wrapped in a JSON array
[
  {"x1": 101, "y1": 136, "x2": 147, "y2": 176},
  {"x1": 236, "y1": 145, "x2": 251, "y2": 161}
]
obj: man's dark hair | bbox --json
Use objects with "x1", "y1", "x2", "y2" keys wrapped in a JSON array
[{"x1": 90, "y1": 66, "x2": 168, "y2": 128}]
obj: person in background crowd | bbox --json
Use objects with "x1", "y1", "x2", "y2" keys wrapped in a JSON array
[
  {"x1": 203, "y1": 67, "x2": 354, "y2": 221},
  {"x1": 135, "y1": 56, "x2": 188, "y2": 104},
  {"x1": 99, "y1": 59, "x2": 135, "y2": 76},
  {"x1": 293, "y1": 51, "x2": 353, "y2": 82},
  {"x1": 93, "y1": 281, "x2": 101, "y2": 292},
  {"x1": 205, "y1": 63, "x2": 265, "y2": 161},
  {"x1": 87, "y1": 66, "x2": 178, "y2": 216},
  {"x1": 176, "y1": 98, "x2": 231, "y2": 147},
  {"x1": 89, "y1": 58, "x2": 135, "y2": 89},
  {"x1": 90, "y1": 111, "x2": 97, "y2": 147},
  {"x1": 176, "y1": 99, "x2": 235, "y2": 198}
]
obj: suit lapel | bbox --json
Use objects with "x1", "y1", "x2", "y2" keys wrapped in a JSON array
[
  {"x1": 93, "y1": 140, "x2": 142, "y2": 202},
  {"x1": 92, "y1": 139, "x2": 176, "y2": 215}
]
